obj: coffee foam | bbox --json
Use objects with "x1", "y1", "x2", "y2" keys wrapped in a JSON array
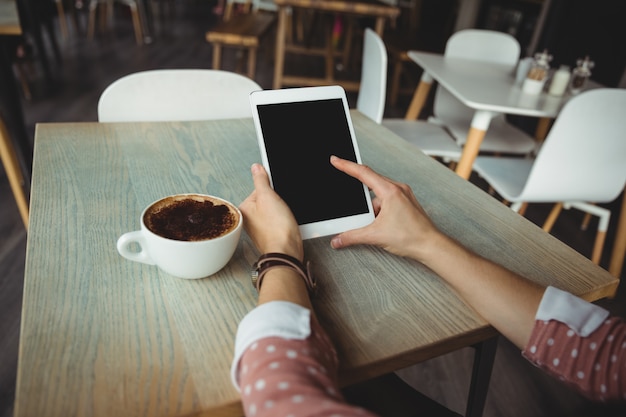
[{"x1": 144, "y1": 194, "x2": 239, "y2": 241}]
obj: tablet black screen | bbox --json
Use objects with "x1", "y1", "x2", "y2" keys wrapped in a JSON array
[{"x1": 257, "y1": 99, "x2": 369, "y2": 225}]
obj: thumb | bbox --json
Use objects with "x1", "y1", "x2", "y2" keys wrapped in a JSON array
[
  {"x1": 330, "y1": 227, "x2": 373, "y2": 249},
  {"x1": 251, "y1": 163, "x2": 272, "y2": 192}
]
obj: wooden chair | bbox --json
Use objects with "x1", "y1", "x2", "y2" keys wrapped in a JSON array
[
  {"x1": 473, "y1": 89, "x2": 626, "y2": 264},
  {"x1": 205, "y1": 0, "x2": 276, "y2": 79},
  {"x1": 97, "y1": 69, "x2": 262, "y2": 122},
  {"x1": 87, "y1": 0, "x2": 145, "y2": 45},
  {"x1": 0, "y1": 116, "x2": 29, "y2": 229}
]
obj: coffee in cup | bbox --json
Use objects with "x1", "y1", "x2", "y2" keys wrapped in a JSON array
[{"x1": 117, "y1": 194, "x2": 242, "y2": 279}]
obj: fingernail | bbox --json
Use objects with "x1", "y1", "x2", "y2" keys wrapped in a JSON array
[
  {"x1": 251, "y1": 163, "x2": 260, "y2": 173},
  {"x1": 330, "y1": 237, "x2": 341, "y2": 248}
]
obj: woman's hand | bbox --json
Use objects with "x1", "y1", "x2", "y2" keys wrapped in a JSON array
[
  {"x1": 329, "y1": 156, "x2": 442, "y2": 262},
  {"x1": 239, "y1": 163, "x2": 304, "y2": 261}
]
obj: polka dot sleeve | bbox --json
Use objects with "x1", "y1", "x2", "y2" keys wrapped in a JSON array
[
  {"x1": 523, "y1": 292, "x2": 626, "y2": 402},
  {"x1": 236, "y1": 308, "x2": 378, "y2": 416}
]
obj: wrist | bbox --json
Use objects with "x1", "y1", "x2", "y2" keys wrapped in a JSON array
[
  {"x1": 410, "y1": 231, "x2": 455, "y2": 265},
  {"x1": 262, "y1": 238, "x2": 304, "y2": 262},
  {"x1": 257, "y1": 267, "x2": 312, "y2": 308},
  {"x1": 251, "y1": 253, "x2": 316, "y2": 295}
]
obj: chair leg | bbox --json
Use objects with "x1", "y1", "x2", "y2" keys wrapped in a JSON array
[
  {"x1": 571, "y1": 202, "x2": 611, "y2": 265},
  {"x1": 389, "y1": 55, "x2": 403, "y2": 106},
  {"x1": 591, "y1": 230, "x2": 607, "y2": 265},
  {"x1": 55, "y1": 0, "x2": 69, "y2": 39},
  {"x1": 88, "y1": 1, "x2": 98, "y2": 39},
  {"x1": 129, "y1": 4, "x2": 144, "y2": 45},
  {"x1": 13, "y1": 61, "x2": 32, "y2": 100},
  {"x1": 542, "y1": 203, "x2": 563, "y2": 233},
  {"x1": 0, "y1": 118, "x2": 29, "y2": 229},
  {"x1": 212, "y1": 43, "x2": 222, "y2": 70},
  {"x1": 246, "y1": 47, "x2": 254, "y2": 78},
  {"x1": 517, "y1": 202, "x2": 529, "y2": 216},
  {"x1": 581, "y1": 211, "x2": 593, "y2": 231}
]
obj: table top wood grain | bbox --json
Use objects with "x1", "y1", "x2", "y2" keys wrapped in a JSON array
[{"x1": 15, "y1": 112, "x2": 618, "y2": 417}]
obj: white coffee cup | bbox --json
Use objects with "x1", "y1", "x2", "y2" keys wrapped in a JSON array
[{"x1": 117, "y1": 194, "x2": 242, "y2": 279}]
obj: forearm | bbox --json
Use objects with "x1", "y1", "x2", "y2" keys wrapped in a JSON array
[
  {"x1": 418, "y1": 233, "x2": 545, "y2": 348},
  {"x1": 258, "y1": 267, "x2": 313, "y2": 310}
]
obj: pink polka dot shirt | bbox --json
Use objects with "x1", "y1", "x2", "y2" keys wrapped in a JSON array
[
  {"x1": 231, "y1": 301, "x2": 376, "y2": 417},
  {"x1": 523, "y1": 287, "x2": 626, "y2": 403},
  {"x1": 231, "y1": 288, "x2": 625, "y2": 416}
]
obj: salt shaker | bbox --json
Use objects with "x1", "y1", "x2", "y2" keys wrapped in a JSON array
[
  {"x1": 522, "y1": 49, "x2": 552, "y2": 95},
  {"x1": 548, "y1": 65, "x2": 571, "y2": 96},
  {"x1": 569, "y1": 56, "x2": 594, "y2": 95}
]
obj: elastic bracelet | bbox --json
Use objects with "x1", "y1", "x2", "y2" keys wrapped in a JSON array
[{"x1": 251, "y1": 253, "x2": 316, "y2": 295}]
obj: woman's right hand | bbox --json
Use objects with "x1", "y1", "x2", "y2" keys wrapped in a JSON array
[{"x1": 329, "y1": 156, "x2": 444, "y2": 262}]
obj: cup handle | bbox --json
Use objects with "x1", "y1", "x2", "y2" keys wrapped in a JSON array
[{"x1": 117, "y1": 231, "x2": 156, "y2": 265}]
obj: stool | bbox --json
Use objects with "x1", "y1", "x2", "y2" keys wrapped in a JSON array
[{"x1": 205, "y1": 12, "x2": 276, "y2": 79}]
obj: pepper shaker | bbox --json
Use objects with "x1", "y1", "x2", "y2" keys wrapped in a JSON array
[{"x1": 569, "y1": 56, "x2": 594, "y2": 95}]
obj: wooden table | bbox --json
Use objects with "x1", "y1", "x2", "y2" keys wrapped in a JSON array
[
  {"x1": 15, "y1": 112, "x2": 618, "y2": 417},
  {"x1": 272, "y1": 0, "x2": 399, "y2": 91}
]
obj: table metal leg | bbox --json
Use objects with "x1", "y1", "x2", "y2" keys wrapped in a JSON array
[{"x1": 465, "y1": 337, "x2": 498, "y2": 417}]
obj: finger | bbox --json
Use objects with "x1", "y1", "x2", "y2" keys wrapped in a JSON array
[
  {"x1": 372, "y1": 196, "x2": 382, "y2": 215},
  {"x1": 330, "y1": 226, "x2": 376, "y2": 249},
  {"x1": 330, "y1": 156, "x2": 393, "y2": 197},
  {"x1": 250, "y1": 163, "x2": 272, "y2": 192},
  {"x1": 239, "y1": 189, "x2": 257, "y2": 212}
]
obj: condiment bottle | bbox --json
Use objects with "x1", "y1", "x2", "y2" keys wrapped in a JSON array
[
  {"x1": 548, "y1": 65, "x2": 571, "y2": 96},
  {"x1": 522, "y1": 49, "x2": 552, "y2": 94},
  {"x1": 569, "y1": 56, "x2": 594, "y2": 95}
]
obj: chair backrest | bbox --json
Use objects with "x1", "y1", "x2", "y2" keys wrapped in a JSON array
[
  {"x1": 97, "y1": 69, "x2": 262, "y2": 122},
  {"x1": 434, "y1": 29, "x2": 520, "y2": 121},
  {"x1": 519, "y1": 88, "x2": 626, "y2": 203},
  {"x1": 356, "y1": 28, "x2": 387, "y2": 124}
]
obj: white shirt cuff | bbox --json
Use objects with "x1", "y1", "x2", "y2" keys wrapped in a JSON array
[
  {"x1": 230, "y1": 301, "x2": 311, "y2": 390},
  {"x1": 535, "y1": 286, "x2": 609, "y2": 337}
]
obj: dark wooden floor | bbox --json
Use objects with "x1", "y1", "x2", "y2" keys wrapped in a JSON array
[{"x1": 1, "y1": 2, "x2": 625, "y2": 416}]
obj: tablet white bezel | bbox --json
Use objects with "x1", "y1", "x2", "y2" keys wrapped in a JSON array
[{"x1": 249, "y1": 85, "x2": 375, "y2": 240}]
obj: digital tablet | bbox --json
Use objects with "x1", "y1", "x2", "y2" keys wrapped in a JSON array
[{"x1": 249, "y1": 85, "x2": 375, "y2": 240}]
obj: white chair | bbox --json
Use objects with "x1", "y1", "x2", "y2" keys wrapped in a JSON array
[
  {"x1": 88, "y1": 0, "x2": 145, "y2": 45},
  {"x1": 383, "y1": 29, "x2": 536, "y2": 162},
  {"x1": 358, "y1": 29, "x2": 460, "y2": 157},
  {"x1": 472, "y1": 88, "x2": 626, "y2": 264},
  {"x1": 356, "y1": 28, "x2": 387, "y2": 124},
  {"x1": 97, "y1": 69, "x2": 262, "y2": 122}
]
